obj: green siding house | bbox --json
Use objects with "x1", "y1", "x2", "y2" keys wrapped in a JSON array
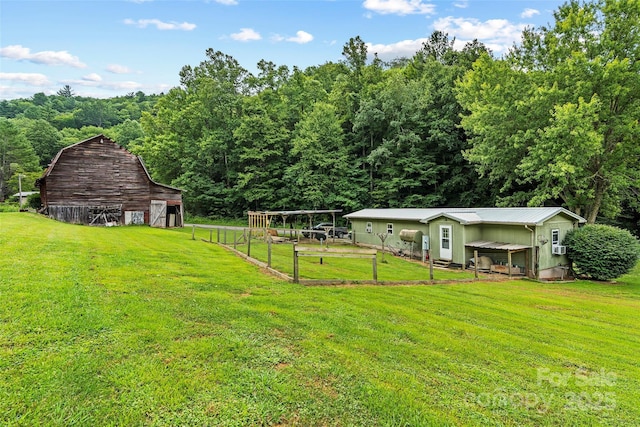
[{"x1": 344, "y1": 207, "x2": 586, "y2": 280}]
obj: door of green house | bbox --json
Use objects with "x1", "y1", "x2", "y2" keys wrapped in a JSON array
[{"x1": 439, "y1": 225, "x2": 452, "y2": 260}]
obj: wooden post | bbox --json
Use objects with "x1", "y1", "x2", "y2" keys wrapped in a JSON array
[
  {"x1": 268, "y1": 238, "x2": 272, "y2": 268},
  {"x1": 192, "y1": 224, "x2": 195, "y2": 240},
  {"x1": 429, "y1": 249, "x2": 434, "y2": 281},
  {"x1": 373, "y1": 255, "x2": 377, "y2": 283},
  {"x1": 224, "y1": 228, "x2": 227, "y2": 245},
  {"x1": 209, "y1": 229, "x2": 213, "y2": 243},
  {"x1": 233, "y1": 230, "x2": 237, "y2": 249},
  {"x1": 247, "y1": 232, "x2": 251, "y2": 258},
  {"x1": 217, "y1": 228, "x2": 220, "y2": 243},
  {"x1": 293, "y1": 245, "x2": 299, "y2": 284},
  {"x1": 508, "y1": 251, "x2": 512, "y2": 278},
  {"x1": 474, "y1": 249, "x2": 478, "y2": 279}
]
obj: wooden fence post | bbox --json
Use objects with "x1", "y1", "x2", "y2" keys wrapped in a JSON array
[
  {"x1": 373, "y1": 255, "x2": 377, "y2": 283},
  {"x1": 293, "y1": 245, "x2": 299, "y2": 284},
  {"x1": 233, "y1": 230, "x2": 237, "y2": 250},
  {"x1": 247, "y1": 232, "x2": 251, "y2": 258},
  {"x1": 209, "y1": 229, "x2": 213, "y2": 243},
  {"x1": 217, "y1": 228, "x2": 220, "y2": 243},
  {"x1": 429, "y1": 249, "x2": 434, "y2": 281},
  {"x1": 268, "y1": 238, "x2": 272, "y2": 268},
  {"x1": 192, "y1": 224, "x2": 195, "y2": 240}
]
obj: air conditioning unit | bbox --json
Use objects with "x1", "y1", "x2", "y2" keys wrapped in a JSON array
[{"x1": 552, "y1": 245, "x2": 567, "y2": 255}]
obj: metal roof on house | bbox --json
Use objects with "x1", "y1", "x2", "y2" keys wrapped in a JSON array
[
  {"x1": 465, "y1": 240, "x2": 531, "y2": 251},
  {"x1": 344, "y1": 207, "x2": 586, "y2": 226}
]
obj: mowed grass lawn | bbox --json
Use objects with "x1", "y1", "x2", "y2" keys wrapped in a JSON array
[{"x1": 1, "y1": 213, "x2": 639, "y2": 426}]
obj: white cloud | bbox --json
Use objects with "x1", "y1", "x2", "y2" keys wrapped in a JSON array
[
  {"x1": 286, "y1": 31, "x2": 314, "y2": 44},
  {"x1": 106, "y1": 64, "x2": 133, "y2": 74},
  {"x1": 434, "y1": 16, "x2": 528, "y2": 53},
  {"x1": 0, "y1": 45, "x2": 86, "y2": 68},
  {"x1": 363, "y1": 0, "x2": 436, "y2": 16},
  {"x1": 453, "y1": 1, "x2": 468, "y2": 8},
  {"x1": 365, "y1": 15, "x2": 528, "y2": 62},
  {"x1": 82, "y1": 73, "x2": 103, "y2": 82},
  {"x1": 0, "y1": 72, "x2": 50, "y2": 86},
  {"x1": 230, "y1": 28, "x2": 262, "y2": 41},
  {"x1": 521, "y1": 8, "x2": 540, "y2": 18},
  {"x1": 123, "y1": 18, "x2": 196, "y2": 31},
  {"x1": 214, "y1": 0, "x2": 238, "y2": 4},
  {"x1": 366, "y1": 38, "x2": 429, "y2": 61},
  {"x1": 61, "y1": 76, "x2": 143, "y2": 91}
]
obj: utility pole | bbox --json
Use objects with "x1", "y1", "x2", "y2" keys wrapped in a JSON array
[{"x1": 18, "y1": 174, "x2": 24, "y2": 209}]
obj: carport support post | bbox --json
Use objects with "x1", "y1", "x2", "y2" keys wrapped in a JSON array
[
  {"x1": 507, "y1": 251, "x2": 512, "y2": 278},
  {"x1": 474, "y1": 250, "x2": 479, "y2": 279}
]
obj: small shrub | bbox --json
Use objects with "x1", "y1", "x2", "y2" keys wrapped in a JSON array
[
  {"x1": 564, "y1": 224, "x2": 640, "y2": 281},
  {"x1": 0, "y1": 202, "x2": 20, "y2": 213},
  {"x1": 27, "y1": 193, "x2": 41, "y2": 210}
]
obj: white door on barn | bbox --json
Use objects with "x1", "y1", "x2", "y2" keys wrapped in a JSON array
[
  {"x1": 439, "y1": 225, "x2": 452, "y2": 260},
  {"x1": 150, "y1": 200, "x2": 167, "y2": 228}
]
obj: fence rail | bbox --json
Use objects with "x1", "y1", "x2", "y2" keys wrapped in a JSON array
[{"x1": 293, "y1": 245, "x2": 378, "y2": 284}]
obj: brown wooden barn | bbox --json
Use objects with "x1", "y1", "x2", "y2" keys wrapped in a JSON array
[{"x1": 36, "y1": 134, "x2": 183, "y2": 227}]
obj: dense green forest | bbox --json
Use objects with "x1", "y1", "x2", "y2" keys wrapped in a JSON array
[{"x1": 1, "y1": 0, "x2": 638, "y2": 232}]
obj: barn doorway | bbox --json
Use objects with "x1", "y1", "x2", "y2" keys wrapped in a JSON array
[{"x1": 150, "y1": 200, "x2": 183, "y2": 228}]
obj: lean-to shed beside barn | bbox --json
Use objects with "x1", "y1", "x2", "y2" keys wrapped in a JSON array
[{"x1": 36, "y1": 134, "x2": 183, "y2": 227}]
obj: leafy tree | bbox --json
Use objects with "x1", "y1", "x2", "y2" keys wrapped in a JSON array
[
  {"x1": 139, "y1": 50, "x2": 249, "y2": 216},
  {"x1": 73, "y1": 99, "x2": 119, "y2": 128},
  {"x1": 107, "y1": 119, "x2": 144, "y2": 149},
  {"x1": 56, "y1": 85, "x2": 75, "y2": 97},
  {"x1": 233, "y1": 96, "x2": 290, "y2": 210},
  {"x1": 412, "y1": 34, "x2": 493, "y2": 207},
  {"x1": 564, "y1": 224, "x2": 640, "y2": 280},
  {"x1": 284, "y1": 102, "x2": 353, "y2": 209},
  {"x1": 13, "y1": 118, "x2": 63, "y2": 166},
  {"x1": 59, "y1": 126, "x2": 106, "y2": 146},
  {"x1": 0, "y1": 119, "x2": 40, "y2": 201},
  {"x1": 457, "y1": 0, "x2": 640, "y2": 223}
]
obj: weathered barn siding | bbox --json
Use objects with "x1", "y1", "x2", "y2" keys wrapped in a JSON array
[{"x1": 37, "y1": 135, "x2": 182, "y2": 226}]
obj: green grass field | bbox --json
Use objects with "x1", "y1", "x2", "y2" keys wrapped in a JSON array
[
  {"x1": 1, "y1": 213, "x2": 639, "y2": 426},
  {"x1": 188, "y1": 225, "x2": 484, "y2": 283}
]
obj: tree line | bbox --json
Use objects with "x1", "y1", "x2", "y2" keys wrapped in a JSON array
[{"x1": 1, "y1": 0, "x2": 638, "y2": 233}]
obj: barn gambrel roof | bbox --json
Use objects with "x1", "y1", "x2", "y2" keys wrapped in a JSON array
[{"x1": 37, "y1": 134, "x2": 180, "y2": 192}]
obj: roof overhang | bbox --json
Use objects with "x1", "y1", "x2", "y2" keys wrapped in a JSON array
[{"x1": 465, "y1": 240, "x2": 531, "y2": 252}]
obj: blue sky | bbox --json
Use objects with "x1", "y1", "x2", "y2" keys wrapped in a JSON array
[{"x1": 0, "y1": 0, "x2": 565, "y2": 100}]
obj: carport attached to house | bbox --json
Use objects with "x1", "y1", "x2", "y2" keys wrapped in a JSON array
[{"x1": 465, "y1": 240, "x2": 531, "y2": 277}]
